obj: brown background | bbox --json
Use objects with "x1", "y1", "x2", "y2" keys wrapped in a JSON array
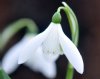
[{"x1": 0, "y1": 0, "x2": 100, "y2": 79}]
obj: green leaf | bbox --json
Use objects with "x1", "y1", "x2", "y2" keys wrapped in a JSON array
[{"x1": 0, "y1": 68, "x2": 11, "y2": 79}]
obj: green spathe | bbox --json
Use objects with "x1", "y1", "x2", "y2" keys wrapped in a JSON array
[{"x1": 52, "y1": 12, "x2": 61, "y2": 23}]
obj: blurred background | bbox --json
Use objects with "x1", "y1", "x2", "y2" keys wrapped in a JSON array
[{"x1": 0, "y1": 0, "x2": 100, "y2": 79}]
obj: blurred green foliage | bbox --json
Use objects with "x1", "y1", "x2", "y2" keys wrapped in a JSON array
[{"x1": 0, "y1": 68, "x2": 11, "y2": 79}]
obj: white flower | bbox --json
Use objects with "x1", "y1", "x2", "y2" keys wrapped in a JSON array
[
  {"x1": 1, "y1": 34, "x2": 56, "y2": 78},
  {"x1": 18, "y1": 22, "x2": 84, "y2": 74}
]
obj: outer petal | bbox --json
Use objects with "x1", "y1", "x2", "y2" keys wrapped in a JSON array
[
  {"x1": 58, "y1": 25, "x2": 84, "y2": 74},
  {"x1": 25, "y1": 47, "x2": 56, "y2": 78},
  {"x1": 18, "y1": 23, "x2": 54, "y2": 64},
  {"x1": 1, "y1": 42, "x2": 20, "y2": 74},
  {"x1": 1, "y1": 34, "x2": 35, "y2": 74}
]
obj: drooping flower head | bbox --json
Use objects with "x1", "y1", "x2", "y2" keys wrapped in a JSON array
[{"x1": 18, "y1": 12, "x2": 84, "y2": 74}]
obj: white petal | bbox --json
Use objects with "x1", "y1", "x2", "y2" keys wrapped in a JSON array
[
  {"x1": 58, "y1": 25, "x2": 84, "y2": 74},
  {"x1": 18, "y1": 23, "x2": 54, "y2": 64},
  {"x1": 1, "y1": 43, "x2": 20, "y2": 74},
  {"x1": 42, "y1": 22, "x2": 62, "y2": 61},
  {"x1": 1, "y1": 34, "x2": 35, "y2": 74},
  {"x1": 25, "y1": 47, "x2": 56, "y2": 78}
]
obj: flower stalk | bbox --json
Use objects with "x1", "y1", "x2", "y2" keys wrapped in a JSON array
[
  {"x1": 62, "y1": 2, "x2": 79, "y2": 79},
  {"x1": 56, "y1": 2, "x2": 79, "y2": 79},
  {"x1": 0, "y1": 18, "x2": 38, "y2": 50}
]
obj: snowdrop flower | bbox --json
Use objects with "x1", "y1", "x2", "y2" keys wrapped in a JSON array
[
  {"x1": 1, "y1": 34, "x2": 56, "y2": 78},
  {"x1": 18, "y1": 18, "x2": 84, "y2": 74}
]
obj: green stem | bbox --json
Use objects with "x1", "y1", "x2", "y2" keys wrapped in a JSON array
[
  {"x1": 62, "y1": 2, "x2": 79, "y2": 45},
  {"x1": 66, "y1": 63, "x2": 74, "y2": 79},
  {"x1": 0, "y1": 18, "x2": 38, "y2": 49},
  {"x1": 62, "y1": 2, "x2": 79, "y2": 79},
  {"x1": 57, "y1": 2, "x2": 79, "y2": 79}
]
